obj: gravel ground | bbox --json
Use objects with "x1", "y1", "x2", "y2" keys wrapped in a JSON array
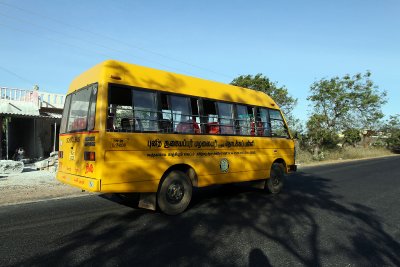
[{"x1": 0, "y1": 165, "x2": 88, "y2": 206}]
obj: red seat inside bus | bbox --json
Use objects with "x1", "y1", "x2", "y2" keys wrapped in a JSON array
[
  {"x1": 206, "y1": 122, "x2": 219, "y2": 134},
  {"x1": 71, "y1": 118, "x2": 87, "y2": 131},
  {"x1": 176, "y1": 120, "x2": 201, "y2": 134}
]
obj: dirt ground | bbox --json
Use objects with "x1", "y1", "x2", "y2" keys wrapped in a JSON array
[{"x1": 0, "y1": 166, "x2": 89, "y2": 206}]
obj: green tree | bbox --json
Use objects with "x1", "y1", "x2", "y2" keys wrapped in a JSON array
[
  {"x1": 306, "y1": 114, "x2": 340, "y2": 156},
  {"x1": 230, "y1": 74, "x2": 298, "y2": 128},
  {"x1": 383, "y1": 114, "x2": 400, "y2": 152},
  {"x1": 307, "y1": 71, "x2": 387, "y2": 132},
  {"x1": 342, "y1": 128, "x2": 362, "y2": 147}
]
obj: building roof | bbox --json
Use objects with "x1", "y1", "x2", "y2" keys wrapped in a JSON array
[
  {"x1": 40, "y1": 112, "x2": 62, "y2": 119},
  {"x1": 0, "y1": 100, "x2": 40, "y2": 116},
  {"x1": 0, "y1": 111, "x2": 62, "y2": 120}
]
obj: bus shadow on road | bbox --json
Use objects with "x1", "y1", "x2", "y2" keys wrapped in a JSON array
[
  {"x1": 98, "y1": 193, "x2": 141, "y2": 209},
  {"x1": 12, "y1": 171, "x2": 400, "y2": 267}
]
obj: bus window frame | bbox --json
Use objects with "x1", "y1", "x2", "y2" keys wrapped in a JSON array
[
  {"x1": 158, "y1": 93, "x2": 169, "y2": 133},
  {"x1": 87, "y1": 84, "x2": 98, "y2": 131},
  {"x1": 60, "y1": 94, "x2": 72, "y2": 134},
  {"x1": 131, "y1": 88, "x2": 160, "y2": 133}
]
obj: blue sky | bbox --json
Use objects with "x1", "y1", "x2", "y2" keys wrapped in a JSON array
[{"x1": 0, "y1": 0, "x2": 399, "y2": 122}]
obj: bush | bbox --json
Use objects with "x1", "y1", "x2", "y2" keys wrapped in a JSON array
[
  {"x1": 342, "y1": 128, "x2": 361, "y2": 147},
  {"x1": 296, "y1": 147, "x2": 314, "y2": 164},
  {"x1": 295, "y1": 146, "x2": 394, "y2": 165},
  {"x1": 386, "y1": 130, "x2": 400, "y2": 153}
]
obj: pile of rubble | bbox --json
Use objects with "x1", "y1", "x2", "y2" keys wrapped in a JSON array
[
  {"x1": 34, "y1": 151, "x2": 59, "y2": 172},
  {"x1": 0, "y1": 152, "x2": 59, "y2": 174},
  {"x1": 0, "y1": 160, "x2": 24, "y2": 174}
]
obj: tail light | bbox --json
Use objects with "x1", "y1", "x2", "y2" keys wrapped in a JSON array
[{"x1": 84, "y1": 151, "x2": 95, "y2": 161}]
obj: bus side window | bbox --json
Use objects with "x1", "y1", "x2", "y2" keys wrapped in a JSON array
[
  {"x1": 107, "y1": 85, "x2": 134, "y2": 132},
  {"x1": 203, "y1": 99, "x2": 219, "y2": 134},
  {"x1": 256, "y1": 107, "x2": 271, "y2": 137},
  {"x1": 269, "y1": 109, "x2": 289, "y2": 138},
  {"x1": 170, "y1": 95, "x2": 193, "y2": 134},
  {"x1": 217, "y1": 102, "x2": 234, "y2": 135},
  {"x1": 159, "y1": 94, "x2": 200, "y2": 134},
  {"x1": 132, "y1": 89, "x2": 159, "y2": 132},
  {"x1": 236, "y1": 105, "x2": 253, "y2": 136}
]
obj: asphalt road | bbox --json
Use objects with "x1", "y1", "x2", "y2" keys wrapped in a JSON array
[{"x1": 0, "y1": 156, "x2": 399, "y2": 267}]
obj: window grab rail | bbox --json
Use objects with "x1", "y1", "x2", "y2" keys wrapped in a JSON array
[{"x1": 105, "y1": 108, "x2": 287, "y2": 137}]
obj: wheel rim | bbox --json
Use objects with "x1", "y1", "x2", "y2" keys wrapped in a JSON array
[
  {"x1": 272, "y1": 175, "x2": 280, "y2": 187},
  {"x1": 166, "y1": 182, "x2": 185, "y2": 204}
]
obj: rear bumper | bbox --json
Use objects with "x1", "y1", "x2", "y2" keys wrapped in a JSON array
[
  {"x1": 56, "y1": 171, "x2": 100, "y2": 192},
  {"x1": 56, "y1": 171, "x2": 160, "y2": 193}
]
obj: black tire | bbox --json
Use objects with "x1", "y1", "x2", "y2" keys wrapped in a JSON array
[
  {"x1": 266, "y1": 163, "x2": 285, "y2": 194},
  {"x1": 157, "y1": 170, "x2": 192, "y2": 215}
]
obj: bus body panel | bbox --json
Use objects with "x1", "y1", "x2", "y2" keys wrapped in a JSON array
[
  {"x1": 57, "y1": 172, "x2": 100, "y2": 192},
  {"x1": 58, "y1": 132, "x2": 99, "y2": 177},
  {"x1": 57, "y1": 133, "x2": 294, "y2": 193}
]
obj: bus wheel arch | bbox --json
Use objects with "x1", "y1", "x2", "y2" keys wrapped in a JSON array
[
  {"x1": 266, "y1": 159, "x2": 286, "y2": 194},
  {"x1": 272, "y1": 158, "x2": 286, "y2": 173},
  {"x1": 162, "y1": 164, "x2": 198, "y2": 188}
]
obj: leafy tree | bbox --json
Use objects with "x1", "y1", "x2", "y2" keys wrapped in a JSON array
[
  {"x1": 307, "y1": 71, "x2": 387, "y2": 131},
  {"x1": 383, "y1": 114, "x2": 400, "y2": 130},
  {"x1": 306, "y1": 71, "x2": 386, "y2": 151},
  {"x1": 383, "y1": 114, "x2": 400, "y2": 152},
  {"x1": 230, "y1": 74, "x2": 298, "y2": 127},
  {"x1": 342, "y1": 128, "x2": 362, "y2": 147},
  {"x1": 306, "y1": 114, "x2": 340, "y2": 156}
]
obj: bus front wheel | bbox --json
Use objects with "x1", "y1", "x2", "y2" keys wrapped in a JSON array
[
  {"x1": 157, "y1": 170, "x2": 192, "y2": 215},
  {"x1": 266, "y1": 163, "x2": 285, "y2": 194}
]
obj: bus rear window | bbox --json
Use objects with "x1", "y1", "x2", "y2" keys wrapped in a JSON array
[{"x1": 60, "y1": 83, "x2": 97, "y2": 133}]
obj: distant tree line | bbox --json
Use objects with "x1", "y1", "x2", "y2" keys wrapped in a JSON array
[{"x1": 231, "y1": 72, "x2": 400, "y2": 156}]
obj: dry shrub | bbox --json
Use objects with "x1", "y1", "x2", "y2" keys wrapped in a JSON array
[
  {"x1": 296, "y1": 146, "x2": 393, "y2": 165},
  {"x1": 296, "y1": 148, "x2": 314, "y2": 164},
  {"x1": 324, "y1": 147, "x2": 392, "y2": 161}
]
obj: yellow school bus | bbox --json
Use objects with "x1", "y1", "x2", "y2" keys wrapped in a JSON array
[{"x1": 56, "y1": 60, "x2": 296, "y2": 215}]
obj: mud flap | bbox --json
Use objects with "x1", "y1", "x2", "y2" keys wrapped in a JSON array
[
  {"x1": 138, "y1": 193, "x2": 157, "y2": 211},
  {"x1": 249, "y1": 179, "x2": 267, "y2": 190}
]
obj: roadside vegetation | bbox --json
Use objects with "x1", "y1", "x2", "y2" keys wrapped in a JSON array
[
  {"x1": 231, "y1": 72, "x2": 400, "y2": 165},
  {"x1": 296, "y1": 146, "x2": 394, "y2": 165}
]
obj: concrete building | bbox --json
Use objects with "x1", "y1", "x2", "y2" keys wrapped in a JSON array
[{"x1": 0, "y1": 86, "x2": 65, "y2": 160}]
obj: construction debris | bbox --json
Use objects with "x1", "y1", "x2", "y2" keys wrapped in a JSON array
[
  {"x1": 0, "y1": 160, "x2": 24, "y2": 174},
  {"x1": 34, "y1": 151, "x2": 59, "y2": 172}
]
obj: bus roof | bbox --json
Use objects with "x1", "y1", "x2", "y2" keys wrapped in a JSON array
[{"x1": 68, "y1": 60, "x2": 279, "y2": 109}]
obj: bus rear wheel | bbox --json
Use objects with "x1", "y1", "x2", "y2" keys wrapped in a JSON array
[
  {"x1": 157, "y1": 170, "x2": 192, "y2": 215},
  {"x1": 266, "y1": 163, "x2": 285, "y2": 194}
]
